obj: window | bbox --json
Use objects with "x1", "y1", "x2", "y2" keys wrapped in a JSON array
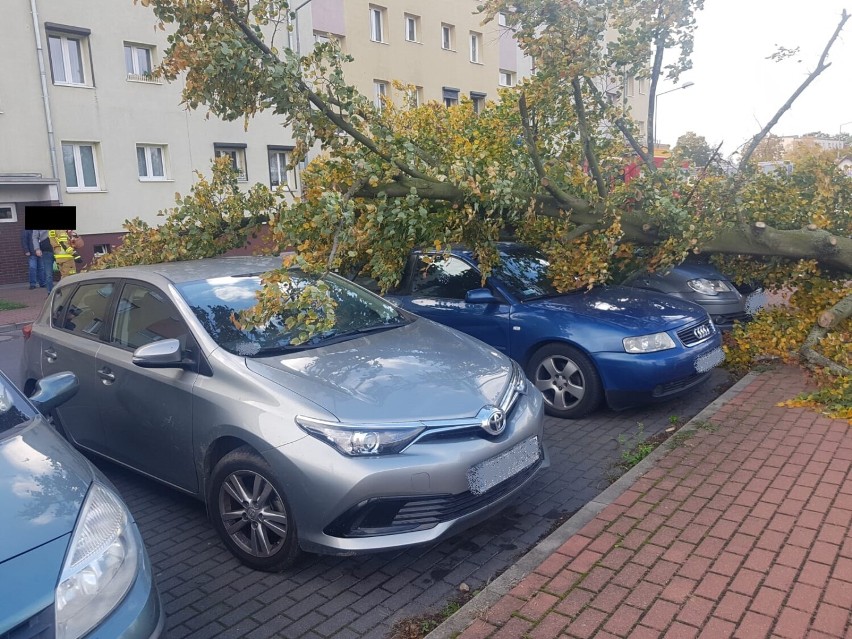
[
  {"x1": 214, "y1": 144, "x2": 248, "y2": 181},
  {"x1": 469, "y1": 32, "x2": 481, "y2": 63},
  {"x1": 638, "y1": 78, "x2": 646, "y2": 95},
  {"x1": 637, "y1": 121, "x2": 646, "y2": 137},
  {"x1": 497, "y1": 12, "x2": 507, "y2": 27},
  {"x1": 442, "y1": 87, "x2": 459, "y2": 107},
  {"x1": 470, "y1": 92, "x2": 486, "y2": 114},
  {"x1": 499, "y1": 70, "x2": 516, "y2": 87},
  {"x1": 405, "y1": 86, "x2": 423, "y2": 108},
  {"x1": 136, "y1": 144, "x2": 167, "y2": 180},
  {"x1": 111, "y1": 283, "x2": 189, "y2": 350},
  {"x1": 404, "y1": 14, "x2": 419, "y2": 42},
  {"x1": 124, "y1": 43, "x2": 153, "y2": 80},
  {"x1": 48, "y1": 31, "x2": 89, "y2": 86},
  {"x1": 0, "y1": 203, "x2": 17, "y2": 223},
  {"x1": 370, "y1": 6, "x2": 386, "y2": 43},
  {"x1": 61, "y1": 282, "x2": 115, "y2": 339},
  {"x1": 62, "y1": 142, "x2": 100, "y2": 191},
  {"x1": 411, "y1": 256, "x2": 482, "y2": 300},
  {"x1": 374, "y1": 80, "x2": 388, "y2": 110},
  {"x1": 93, "y1": 243, "x2": 112, "y2": 258},
  {"x1": 626, "y1": 76, "x2": 635, "y2": 97},
  {"x1": 441, "y1": 24, "x2": 454, "y2": 50},
  {"x1": 268, "y1": 146, "x2": 298, "y2": 190}
]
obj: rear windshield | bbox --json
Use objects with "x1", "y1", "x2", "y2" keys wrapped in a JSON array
[{"x1": 177, "y1": 271, "x2": 408, "y2": 356}]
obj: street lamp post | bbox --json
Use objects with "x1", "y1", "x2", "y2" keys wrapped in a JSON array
[{"x1": 652, "y1": 81, "x2": 695, "y2": 159}]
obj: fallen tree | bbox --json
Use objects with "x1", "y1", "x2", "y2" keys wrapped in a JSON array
[{"x1": 105, "y1": 0, "x2": 850, "y2": 414}]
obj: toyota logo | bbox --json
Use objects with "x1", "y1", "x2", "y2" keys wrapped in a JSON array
[
  {"x1": 694, "y1": 324, "x2": 711, "y2": 340},
  {"x1": 480, "y1": 406, "x2": 507, "y2": 436}
]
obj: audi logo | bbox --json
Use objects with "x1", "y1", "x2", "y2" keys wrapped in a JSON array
[{"x1": 694, "y1": 324, "x2": 711, "y2": 340}]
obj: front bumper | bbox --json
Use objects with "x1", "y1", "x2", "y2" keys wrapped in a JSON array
[
  {"x1": 594, "y1": 330, "x2": 724, "y2": 411},
  {"x1": 271, "y1": 389, "x2": 547, "y2": 555}
]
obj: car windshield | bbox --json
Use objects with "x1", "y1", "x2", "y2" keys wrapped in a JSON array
[
  {"x1": 0, "y1": 374, "x2": 37, "y2": 438},
  {"x1": 491, "y1": 246, "x2": 562, "y2": 301},
  {"x1": 177, "y1": 271, "x2": 409, "y2": 356}
]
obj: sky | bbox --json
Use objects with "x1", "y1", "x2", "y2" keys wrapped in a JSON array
[{"x1": 654, "y1": 0, "x2": 852, "y2": 155}]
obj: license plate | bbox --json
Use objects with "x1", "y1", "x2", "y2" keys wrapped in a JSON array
[
  {"x1": 467, "y1": 436, "x2": 540, "y2": 496},
  {"x1": 695, "y1": 346, "x2": 725, "y2": 373}
]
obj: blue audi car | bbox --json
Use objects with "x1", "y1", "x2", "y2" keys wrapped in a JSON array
[{"x1": 387, "y1": 243, "x2": 724, "y2": 419}]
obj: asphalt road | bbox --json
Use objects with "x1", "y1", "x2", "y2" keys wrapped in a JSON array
[{"x1": 0, "y1": 330, "x2": 732, "y2": 639}]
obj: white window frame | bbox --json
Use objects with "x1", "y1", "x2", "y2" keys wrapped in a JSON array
[
  {"x1": 441, "y1": 24, "x2": 454, "y2": 51},
  {"x1": 374, "y1": 80, "x2": 388, "y2": 110},
  {"x1": 498, "y1": 12, "x2": 507, "y2": 27},
  {"x1": 214, "y1": 145, "x2": 248, "y2": 181},
  {"x1": 124, "y1": 43, "x2": 153, "y2": 77},
  {"x1": 268, "y1": 147, "x2": 298, "y2": 191},
  {"x1": 499, "y1": 70, "x2": 515, "y2": 87},
  {"x1": 48, "y1": 33, "x2": 88, "y2": 86},
  {"x1": 406, "y1": 86, "x2": 423, "y2": 108},
  {"x1": 469, "y1": 32, "x2": 481, "y2": 63},
  {"x1": 93, "y1": 243, "x2": 112, "y2": 258},
  {"x1": 369, "y1": 6, "x2": 386, "y2": 43},
  {"x1": 404, "y1": 14, "x2": 419, "y2": 42},
  {"x1": 136, "y1": 144, "x2": 168, "y2": 181},
  {"x1": 62, "y1": 142, "x2": 101, "y2": 191},
  {"x1": 0, "y1": 203, "x2": 18, "y2": 223}
]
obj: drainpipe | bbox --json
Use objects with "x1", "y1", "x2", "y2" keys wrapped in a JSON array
[{"x1": 30, "y1": 0, "x2": 62, "y2": 203}]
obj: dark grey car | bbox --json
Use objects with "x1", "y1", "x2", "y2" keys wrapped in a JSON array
[{"x1": 22, "y1": 257, "x2": 546, "y2": 571}]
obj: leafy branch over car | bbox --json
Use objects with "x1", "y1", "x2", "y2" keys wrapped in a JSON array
[{"x1": 109, "y1": 0, "x2": 850, "y2": 408}]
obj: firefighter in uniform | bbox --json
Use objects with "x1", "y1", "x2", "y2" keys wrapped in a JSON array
[{"x1": 49, "y1": 230, "x2": 84, "y2": 279}]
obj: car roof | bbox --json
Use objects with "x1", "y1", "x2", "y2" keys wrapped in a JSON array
[{"x1": 72, "y1": 255, "x2": 287, "y2": 285}]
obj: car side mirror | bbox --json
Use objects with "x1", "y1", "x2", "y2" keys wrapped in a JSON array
[
  {"x1": 133, "y1": 339, "x2": 193, "y2": 369},
  {"x1": 465, "y1": 288, "x2": 501, "y2": 304},
  {"x1": 29, "y1": 372, "x2": 79, "y2": 413}
]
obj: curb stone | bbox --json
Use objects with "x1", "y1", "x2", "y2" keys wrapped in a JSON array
[{"x1": 425, "y1": 370, "x2": 761, "y2": 639}]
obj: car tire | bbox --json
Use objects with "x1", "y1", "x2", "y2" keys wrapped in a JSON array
[
  {"x1": 526, "y1": 343, "x2": 603, "y2": 419},
  {"x1": 208, "y1": 447, "x2": 301, "y2": 572}
]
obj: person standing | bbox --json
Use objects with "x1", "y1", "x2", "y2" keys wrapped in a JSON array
[
  {"x1": 20, "y1": 229, "x2": 45, "y2": 289},
  {"x1": 50, "y1": 229, "x2": 84, "y2": 279},
  {"x1": 32, "y1": 230, "x2": 55, "y2": 293}
]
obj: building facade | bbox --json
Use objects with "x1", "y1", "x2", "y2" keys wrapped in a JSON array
[{"x1": 1, "y1": 0, "x2": 648, "y2": 285}]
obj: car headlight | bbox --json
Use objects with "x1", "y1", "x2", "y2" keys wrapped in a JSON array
[
  {"x1": 687, "y1": 278, "x2": 730, "y2": 295},
  {"x1": 296, "y1": 416, "x2": 426, "y2": 456},
  {"x1": 623, "y1": 332, "x2": 676, "y2": 353},
  {"x1": 55, "y1": 482, "x2": 141, "y2": 639}
]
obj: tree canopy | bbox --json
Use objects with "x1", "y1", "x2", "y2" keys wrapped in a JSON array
[{"x1": 110, "y1": 0, "x2": 850, "y2": 416}]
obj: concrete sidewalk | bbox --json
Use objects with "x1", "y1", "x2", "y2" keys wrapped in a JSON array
[
  {"x1": 0, "y1": 282, "x2": 48, "y2": 331},
  {"x1": 431, "y1": 365, "x2": 852, "y2": 638}
]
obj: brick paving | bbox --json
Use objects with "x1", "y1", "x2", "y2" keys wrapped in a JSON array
[{"x1": 435, "y1": 365, "x2": 852, "y2": 639}]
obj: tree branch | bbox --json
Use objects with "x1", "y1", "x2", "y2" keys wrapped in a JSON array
[
  {"x1": 571, "y1": 78, "x2": 607, "y2": 198},
  {"x1": 739, "y1": 9, "x2": 849, "y2": 168},
  {"x1": 518, "y1": 92, "x2": 585, "y2": 209},
  {"x1": 584, "y1": 77, "x2": 654, "y2": 170}
]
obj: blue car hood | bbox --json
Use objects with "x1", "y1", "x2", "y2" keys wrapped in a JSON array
[
  {"x1": 247, "y1": 318, "x2": 512, "y2": 422},
  {"x1": 0, "y1": 420, "x2": 92, "y2": 564},
  {"x1": 524, "y1": 285, "x2": 706, "y2": 333}
]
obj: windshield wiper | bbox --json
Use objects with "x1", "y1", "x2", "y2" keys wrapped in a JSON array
[{"x1": 317, "y1": 319, "x2": 411, "y2": 342}]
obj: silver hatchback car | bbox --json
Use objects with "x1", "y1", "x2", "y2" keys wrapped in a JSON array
[{"x1": 22, "y1": 257, "x2": 546, "y2": 571}]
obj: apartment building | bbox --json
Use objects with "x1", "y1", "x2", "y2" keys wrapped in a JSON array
[
  {"x1": 1, "y1": 0, "x2": 301, "y2": 284},
  {"x1": 0, "y1": 0, "x2": 648, "y2": 285}
]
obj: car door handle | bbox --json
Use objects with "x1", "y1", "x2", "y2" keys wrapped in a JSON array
[
  {"x1": 44, "y1": 348, "x2": 57, "y2": 363},
  {"x1": 97, "y1": 368, "x2": 115, "y2": 384}
]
